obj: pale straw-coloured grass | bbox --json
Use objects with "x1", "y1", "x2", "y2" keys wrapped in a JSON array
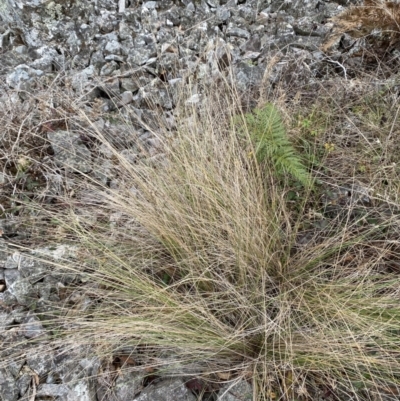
[{"x1": 3, "y1": 75, "x2": 400, "y2": 400}]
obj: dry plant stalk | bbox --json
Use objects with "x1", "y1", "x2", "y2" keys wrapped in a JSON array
[{"x1": 322, "y1": 0, "x2": 400, "y2": 52}]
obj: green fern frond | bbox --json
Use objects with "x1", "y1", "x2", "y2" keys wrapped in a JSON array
[{"x1": 244, "y1": 103, "x2": 312, "y2": 187}]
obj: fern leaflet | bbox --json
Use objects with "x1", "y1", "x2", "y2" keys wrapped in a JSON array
[{"x1": 244, "y1": 103, "x2": 311, "y2": 187}]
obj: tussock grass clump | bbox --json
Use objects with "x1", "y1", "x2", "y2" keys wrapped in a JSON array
[{"x1": 7, "y1": 78, "x2": 400, "y2": 400}]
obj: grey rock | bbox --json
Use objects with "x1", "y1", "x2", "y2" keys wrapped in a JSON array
[
  {"x1": 69, "y1": 65, "x2": 96, "y2": 93},
  {"x1": 0, "y1": 368, "x2": 18, "y2": 401},
  {"x1": 180, "y1": 5, "x2": 195, "y2": 28},
  {"x1": 4, "y1": 252, "x2": 21, "y2": 269},
  {"x1": 6, "y1": 64, "x2": 43, "y2": 91},
  {"x1": 128, "y1": 72, "x2": 154, "y2": 91},
  {"x1": 10, "y1": 307, "x2": 27, "y2": 324},
  {"x1": 146, "y1": 57, "x2": 158, "y2": 68},
  {"x1": 242, "y1": 51, "x2": 260, "y2": 60},
  {"x1": 207, "y1": 0, "x2": 220, "y2": 7},
  {"x1": 0, "y1": 289, "x2": 18, "y2": 306},
  {"x1": 30, "y1": 45, "x2": 60, "y2": 72},
  {"x1": 4, "y1": 269, "x2": 20, "y2": 287},
  {"x1": 94, "y1": 159, "x2": 113, "y2": 185},
  {"x1": 36, "y1": 384, "x2": 69, "y2": 398},
  {"x1": 72, "y1": 51, "x2": 93, "y2": 69},
  {"x1": 98, "y1": 98, "x2": 118, "y2": 112},
  {"x1": 215, "y1": 6, "x2": 231, "y2": 22},
  {"x1": 114, "y1": 369, "x2": 145, "y2": 400},
  {"x1": 8, "y1": 278, "x2": 36, "y2": 306},
  {"x1": 143, "y1": 1, "x2": 158, "y2": 9},
  {"x1": 21, "y1": 314, "x2": 46, "y2": 339},
  {"x1": 119, "y1": 20, "x2": 133, "y2": 40},
  {"x1": 104, "y1": 120, "x2": 137, "y2": 147},
  {"x1": 105, "y1": 39, "x2": 122, "y2": 55},
  {"x1": 66, "y1": 380, "x2": 97, "y2": 401},
  {"x1": 101, "y1": 77, "x2": 120, "y2": 97},
  {"x1": 54, "y1": 348, "x2": 99, "y2": 383},
  {"x1": 166, "y1": 77, "x2": 183, "y2": 105},
  {"x1": 133, "y1": 378, "x2": 196, "y2": 401},
  {"x1": 91, "y1": 50, "x2": 106, "y2": 70},
  {"x1": 164, "y1": 6, "x2": 181, "y2": 26},
  {"x1": 158, "y1": 52, "x2": 180, "y2": 80},
  {"x1": 185, "y1": 93, "x2": 201, "y2": 105},
  {"x1": 145, "y1": 137, "x2": 161, "y2": 150},
  {"x1": 196, "y1": 0, "x2": 211, "y2": 17},
  {"x1": 242, "y1": 35, "x2": 262, "y2": 52},
  {"x1": 47, "y1": 130, "x2": 92, "y2": 173},
  {"x1": 0, "y1": 312, "x2": 14, "y2": 332},
  {"x1": 100, "y1": 60, "x2": 119, "y2": 76},
  {"x1": 97, "y1": 140, "x2": 114, "y2": 157},
  {"x1": 27, "y1": 351, "x2": 54, "y2": 376},
  {"x1": 238, "y1": 6, "x2": 257, "y2": 23},
  {"x1": 218, "y1": 380, "x2": 253, "y2": 401},
  {"x1": 137, "y1": 83, "x2": 173, "y2": 109},
  {"x1": 207, "y1": 37, "x2": 233, "y2": 72},
  {"x1": 7, "y1": 359, "x2": 25, "y2": 378},
  {"x1": 16, "y1": 373, "x2": 31, "y2": 397},
  {"x1": 0, "y1": 50, "x2": 32, "y2": 76},
  {"x1": 233, "y1": 61, "x2": 264, "y2": 92},
  {"x1": 127, "y1": 43, "x2": 157, "y2": 66},
  {"x1": 226, "y1": 27, "x2": 251, "y2": 39},
  {"x1": 35, "y1": 281, "x2": 55, "y2": 300},
  {"x1": 49, "y1": 351, "x2": 99, "y2": 401},
  {"x1": 6, "y1": 252, "x2": 48, "y2": 283},
  {"x1": 120, "y1": 77, "x2": 140, "y2": 92},
  {"x1": 120, "y1": 149, "x2": 139, "y2": 165},
  {"x1": 105, "y1": 54, "x2": 125, "y2": 62},
  {"x1": 0, "y1": 239, "x2": 8, "y2": 266},
  {"x1": 32, "y1": 244, "x2": 77, "y2": 262}
]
